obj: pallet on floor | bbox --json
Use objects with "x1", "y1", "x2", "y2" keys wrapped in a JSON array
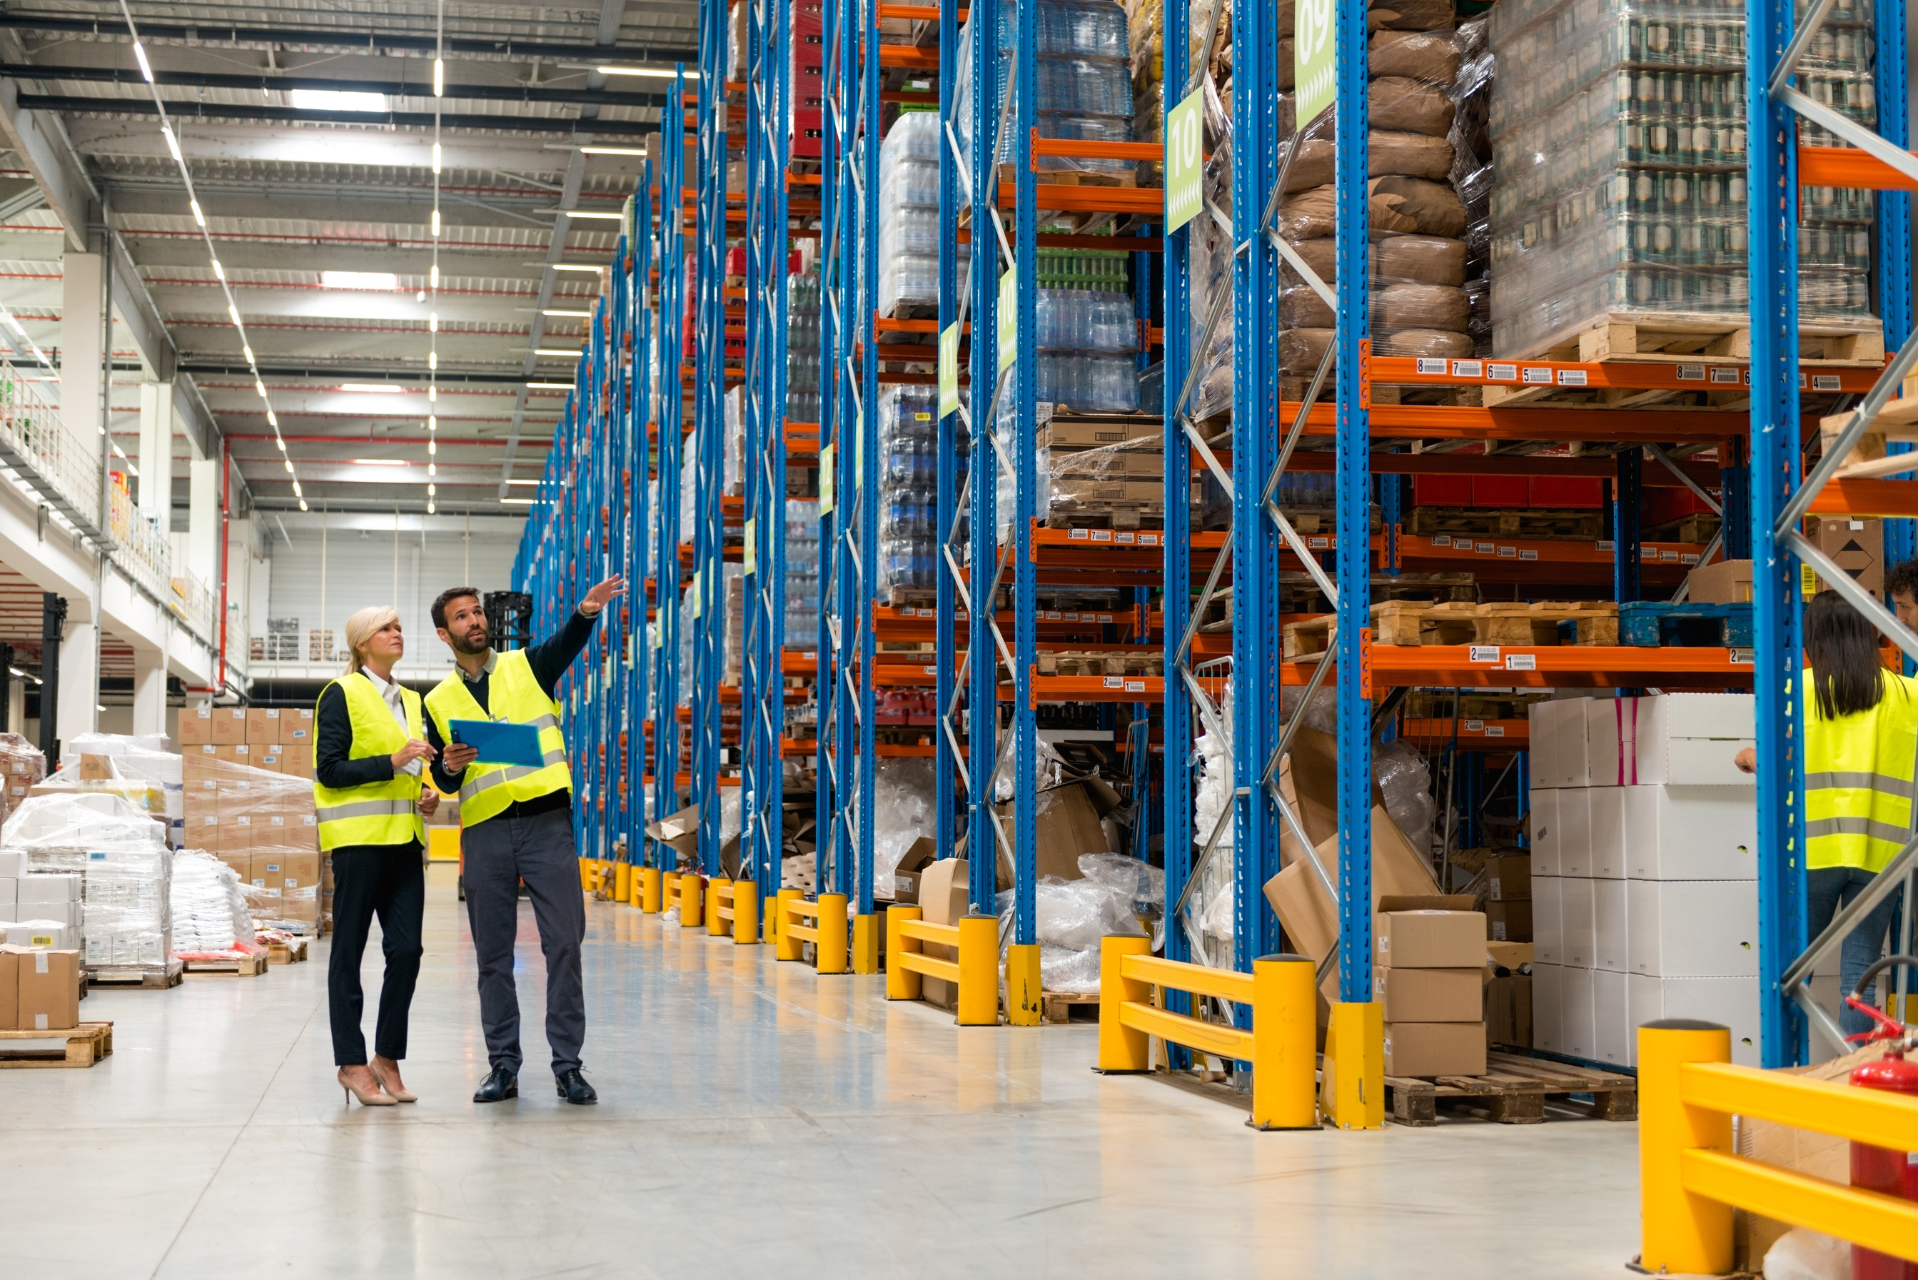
[
  {"x1": 1041, "y1": 991, "x2": 1099, "y2": 1024},
  {"x1": 1406, "y1": 506, "x2": 1606, "y2": 542},
  {"x1": 1619, "y1": 601, "x2": 1753, "y2": 648},
  {"x1": 264, "y1": 937, "x2": 309, "y2": 965},
  {"x1": 1384, "y1": 1051, "x2": 1637, "y2": 1126},
  {"x1": 1283, "y1": 600, "x2": 1618, "y2": 658},
  {"x1": 182, "y1": 952, "x2": 270, "y2": 977},
  {"x1": 85, "y1": 958, "x2": 183, "y2": 989},
  {"x1": 0, "y1": 1021, "x2": 113, "y2": 1069}
]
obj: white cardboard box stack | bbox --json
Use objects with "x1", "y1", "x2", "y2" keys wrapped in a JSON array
[{"x1": 1528, "y1": 693, "x2": 1762, "y2": 1068}]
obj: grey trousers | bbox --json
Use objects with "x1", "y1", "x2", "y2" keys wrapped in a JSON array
[{"x1": 463, "y1": 805, "x2": 587, "y2": 1076}]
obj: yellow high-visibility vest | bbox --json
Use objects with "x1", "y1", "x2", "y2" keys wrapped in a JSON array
[
  {"x1": 1804, "y1": 669, "x2": 1917, "y2": 872},
  {"x1": 313, "y1": 674, "x2": 427, "y2": 851},
  {"x1": 424, "y1": 649, "x2": 572, "y2": 827}
]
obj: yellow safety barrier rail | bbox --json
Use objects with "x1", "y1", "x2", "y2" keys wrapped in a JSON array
[
  {"x1": 1095, "y1": 936, "x2": 1318, "y2": 1130},
  {"x1": 1638, "y1": 1021, "x2": 1919, "y2": 1273},
  {"x1": 706, "y1": 877, "x2": 760, "y2": 944},
  {"x1": 776, "y1": 890, "x2": 849, "y2": 973},
  {"x1": 885, "y1": 905, "x2": 998, "y2": 1025}
]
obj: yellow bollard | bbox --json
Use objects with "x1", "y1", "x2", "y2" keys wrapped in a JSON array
[
  {"x1": 614, "y1": 861, "x2": 632, "y2": 904},
  {"x1": 886, "y1": 905, "x2": 922, "y2": 1000},
  {"x1": 630, "y1": 866, "x2": 646, "y2": 907},
  {"x1": 1250, "y1": 953, "x2": 1319, "y2": 1130},
  {"x1": 763, "y1": 895, "x2": 778, "y2": 944},
  {"x1": 1096, "y1": 935, "x2": 1153, "y2": 1070},
  {"x1": 955, "y1": 914, "x2": 1000, "y2": 1025},
  {"x1": 578, "y1": 856, "x2": 591, "y2": 890},
  {"x1": 1322, "y1": 1001, "x2": 1385, "y2": 1130},
  {"x1": 708, "y1": 880, "x2": 730, "y2": 936},
  {"x1": 774, "y1": 888, "x2": 803, "y2": 960},
  {"x1": 1005, "y1": 942, "x2": 1042, "y2": 1026},
  {"x1": 679, "y1": 871, "x2": 704, "y2": 928},
  {"x1": 1637, "y1": 1020, "x2": 1734, "y2": 1275},
  {"x1": 816, "y1": 893, "x2": 849, "y2": 973},
  {"x1": 660, "y1": 870, "x2": 679, "y2": 915},
  {"x1": 851, "y1": 913, "x2": 880, "y2": 974},
  {"x1": 733, "y1": 879, "x2": 759, "y2": 944}
]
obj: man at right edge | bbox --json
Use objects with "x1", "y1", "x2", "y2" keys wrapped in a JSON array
[{"x1": 425, "y1": 577, "x2": 624, "y2": 1106}]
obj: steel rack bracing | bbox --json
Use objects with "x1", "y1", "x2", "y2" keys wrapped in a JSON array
[
  {"x1": 1747, "y1": 0, "x2": 1917, "y2": 1068},
  {"x1": 740, "y1": 0, "x2": 791, "y2": 906},
  {"x1": 653, "y1": 111, "x2": 690, "y2": 854},
  {"x1": 693, "y1": 29, "x2": 731, "y2": 880}
]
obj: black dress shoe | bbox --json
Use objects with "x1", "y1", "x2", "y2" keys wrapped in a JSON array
[
  {"x1": 556, "y1": 1067, "x2": 597, "y2": 1105},
  {"x1": 472, "y1": 1066, "x2": 518, "y2": 1103}
]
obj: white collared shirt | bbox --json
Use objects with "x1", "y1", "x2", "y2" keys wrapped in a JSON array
[{"x1": 361, "y1": 666, "x2": 422, "y2": 775}]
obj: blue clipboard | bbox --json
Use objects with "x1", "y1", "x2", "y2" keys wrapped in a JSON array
[{"x1": 448, "y1": 718, "x2": 545, "y2": 768}]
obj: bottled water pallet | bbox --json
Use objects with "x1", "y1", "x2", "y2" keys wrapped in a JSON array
[
  {"x1": 1406, "y1": 506, "x2": 1607, "y2": 542},
  {"x1": 1283, "y1": 600, "x2": 1619, "y2": 658},
  {"x1": 1619, "y1": 601, "x2": 1753, "y2": 648}
]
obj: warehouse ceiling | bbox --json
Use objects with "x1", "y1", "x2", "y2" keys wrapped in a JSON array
[{"x1": 0, "y1": 0, "x2": 695, "y2": 514}]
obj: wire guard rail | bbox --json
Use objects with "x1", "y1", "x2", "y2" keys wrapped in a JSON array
[
  {"x1": 1637, "y1": 1021, "x2": 1919, "y2": 1273},
  {"x1": 776, "y1": 890, "x2": 849, "y2": 973},
  {"x1": 706, "y1": 877, "x2": 760, "y2": 944},
  {"x1": 885, "y1": 905, "x2": 997, "y2": 1024},
  {"x1": 1095, "y1": 938, "x2": 1319, "y2": 1130}
]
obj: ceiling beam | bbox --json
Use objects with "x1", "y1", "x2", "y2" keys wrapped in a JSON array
[
  {"x1": 0, "y1": 64, "x2": 666, "y2": 110},
  {"x1": 0, "y1": 33, "x2": 94, "y2": 250},
  {"x1": 66, "y1": 119, "x2": 599, "y2": 173},
  {"x1": 16, "y1": 95, "x2": 655, "y2": 137}
]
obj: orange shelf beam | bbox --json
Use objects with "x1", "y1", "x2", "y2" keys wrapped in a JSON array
[{"x1": 1799, "y1": 145, "x2": 1918, "y2": 191}]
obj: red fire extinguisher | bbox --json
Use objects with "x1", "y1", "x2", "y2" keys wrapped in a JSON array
[{"x1": 1843, "y1": 955, "x2": 1916, "y2": 1280}]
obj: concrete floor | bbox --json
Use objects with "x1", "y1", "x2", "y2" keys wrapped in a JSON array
[{"x1": 5, "y1": 865, "x2": 1643, "y2": 1278}]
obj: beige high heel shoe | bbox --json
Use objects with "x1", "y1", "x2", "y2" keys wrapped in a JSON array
[
  {"x1": 338, "y1": 1067, "x2": 397, "y2": 1106},
  {"x1": 369, "y1": 1062, "x2": 416, "y2": 1103}
]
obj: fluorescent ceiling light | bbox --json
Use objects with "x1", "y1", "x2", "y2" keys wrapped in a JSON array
[
  {"x1": 543, "y1": 309, "x2": 591, "y2": 317},
  {"x1": 321, "y1": 270, "x2": 399, "y2": 290},
  {"x1": 595, "y1": 66, "x2": 699, "y2": 79},
  {"x1": 534, "y1": 349, "x2": 582, "y2": 358},
  {"x1": 561, "y1": 210, "x2": 623, "y2": 220},
  {"x1": 505, "y1": 478, "x2": 542, "y2": 486},
  {"x1": 133, "y1": 42, "x2": 154, "y2": 83},
  {"x1": 340, "y1": 383, "x2": 407, "y2": 394},
  {"x1": 290, "y1": 88, "x2": 388, "y2": 113},
  {"x1": 549, "y1": 264, "x2": 602, "y2": 272},
  {"x1": 580, "y1": 146, "x2": 648, "y2": 156},
  {"x1": 500, "y1": 497, "x2": 539, "y2": 505},
  {"x1": 525, "y1": 381, "x2": 573, "y2": 389},
  {"x1": 351, "y1": 458, "x2": 409, "y2": 467}
]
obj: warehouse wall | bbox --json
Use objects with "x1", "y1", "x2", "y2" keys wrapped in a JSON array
[{"x1": 261, "y1": 511, "x2": 526, "y2": 669}]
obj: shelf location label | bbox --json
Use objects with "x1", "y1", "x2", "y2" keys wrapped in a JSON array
[
  {"x1": 1295, "y1": 0, "x2": 1335, "y2": 123},
  {"x1": 938, "y1": 322, "x2": 961, "y2": 418},
  {"x1": 998, "y1": 267, "x2": 1017, "y2": 372},
  {"x1": 1165, "y1": 88, "x2": 1204, "y2": 231}
]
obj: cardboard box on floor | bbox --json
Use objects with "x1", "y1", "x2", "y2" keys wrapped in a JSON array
[
  {"x1": 14, "y1": 946, "x2": 79, "y2": 1031},
  {"x1": 916, "y1": 855, "x2": 973, "y2": 1010},
  {"x1": 1485, "y1": 973, "x2": 1532, "y2": 1049},
  {"x1": 883, "y1": 837, "x2": 937, "y2": 904},
  {"x1": 644, "y1": 805, "x2": 701, "y2": 865},
  {"x1": 1264, "y1": 806, "x2": 1444, "y2": 1007},
  {"x1": 989, "y1": 781, "x2": 1112, "y2": 889},
  {"x1": 0, "y1": 944, "x2": 18, "y2": 1029}
]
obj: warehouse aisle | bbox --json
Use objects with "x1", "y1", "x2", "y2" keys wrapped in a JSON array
[{"x1": 5, "y1": 867, "x2": 1641, "y2": 1278}]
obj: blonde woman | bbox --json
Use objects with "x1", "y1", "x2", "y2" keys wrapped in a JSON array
[{"x1": 315, "y1": 606, "x2": 439, "y2": 1106}]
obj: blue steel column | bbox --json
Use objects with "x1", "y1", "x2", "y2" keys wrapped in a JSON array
[
  {"x1": 653, "y1": 135, "x2": 687, "y2": 833},
  {"x1": 1746, "y1": 0, "x2": 1807, "y2": 1067},
  {"x1": 963, "y1": 0, "x2": 999, "y2": 910},
  {"x1": 1009, "y1": 0, "x2": 1040, "y2": 950},
  {"x1": 932, "y1": 0, "x2": 959, "y2": 874},
  {"x1": 1872, "y1": 0, "x2": 1914, "y2": 578},
  {"x1": 1613, "y1": 449, "x2": 1642, "y2": 605},
  {"x1": 815, "y1": 0, "x2": 843, "y2": 905},
  {"x1": 628, "y1": 207, "x2": 654, "y2": 849},
  {"x1": 694, "y1": 49, "x2": 728, "y2": 874},
  {"x1": 854, "y1": 0, "x2": 881, "y2": 916},
  {"x1": 1330, "y1": 0, "x2": 1371, "y2": 999},
  {"x1": 765, "y1": 0, "x2": 790, "y2": 897},
  {"x1": 825, "y1": 0, "x2": 859, "y2": 904},
  {"x1": 1160, "y1": 0, "x2": 1192, "y2": 981}
]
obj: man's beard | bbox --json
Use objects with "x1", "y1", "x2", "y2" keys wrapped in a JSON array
[{"x1": 451, "y1": 624, "x2": 490, "y2": 657}]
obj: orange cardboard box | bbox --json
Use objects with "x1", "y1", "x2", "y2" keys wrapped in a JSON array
[
  {"x1": 245, "y1": 708, "x2": 280, "y2": 744},
  {"x1": 251, "y1": 852, "x2": 287, "y2": 890},
  {"x1": 178, "y1": 707, "x2": 213, "y2": 745},
  {"x1": 15, "y1": 947, "x2": 79, "y2": 1031},
  {"x1": 279, "y1": 708, "x2": 315, "y2": 743},
  {"x1": 280, "y1": 853, "x2": 321, "y2": 892},
  {"x1": 209, "y1": 708, "x2": 247, "y2": 744},
  {"x1": 278, "y1": 743, "x2": 314, "y2": 776},
  {"x1": 254, "y1": 751, "x2": 284, "y2": 774},
  {"x1": 226, "y1": 813, "x2": 256, "y2": 852},
  {"x1": 193, "y1": 813, "x2": 224, "y2": 852}
]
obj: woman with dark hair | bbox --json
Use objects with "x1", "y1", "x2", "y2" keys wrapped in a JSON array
[{"x1": 1738, "y1": 589, "x2": 1917, "y2": 1036}]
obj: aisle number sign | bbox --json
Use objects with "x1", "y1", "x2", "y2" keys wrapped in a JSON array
[
  {"x1": 998, "y1": 267, "x2": 1017, "y2": 371},
  {"x1": 819, "y1": 442, "x2": 835, "y2": 513},
  {"x1": 1165, "y1": 88, "x2": 1204, "y2": 231},
  {"x1": 1296, "y1": 0, "x2": 1335, "y2": 122},
  {"x1": 690, "y1": 568, "x2": 702, "y2": 619},
  {"x1": 938, "y1": 321, "x2": 961, "y2": 417},
  {"x1": 743, "y1": 517, "x2": 756, "y2": 575}
]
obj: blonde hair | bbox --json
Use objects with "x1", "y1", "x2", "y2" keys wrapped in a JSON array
[{"x1": 343, "y1": 606, "x2": 402, "y2": 676}]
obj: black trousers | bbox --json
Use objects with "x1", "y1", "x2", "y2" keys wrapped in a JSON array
[
  {"x1": 462, "y1": 806, "x2": 586, "y2": 1076},
  {"x1": 327, "y1": 842, "x2": 426, "y2": 1066}
]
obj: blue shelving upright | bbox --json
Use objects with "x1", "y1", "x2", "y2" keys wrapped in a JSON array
[{"x1": 692, "y1": 49, "x2": 729, "y2": 878}]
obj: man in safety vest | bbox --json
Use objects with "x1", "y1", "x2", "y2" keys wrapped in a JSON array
[{"x1": 426, "y1": 577, "x2": 624, "y2": 1106}]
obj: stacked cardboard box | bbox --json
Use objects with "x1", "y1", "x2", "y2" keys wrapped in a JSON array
[
  {"x1": 1528, "y1": 693, "x2": 1759, "y2": 1067},
  {"x1": 1375, "y1": 895, "x2": 1490, "y2": 1077},
  {"x1": 180, "y1": 736, "x2": 320, "y2": 933},
  {"x1": 0, "y1": 944, "x2": 80, "y2": 1031},
  {"x1": 1483, "y1": 851, "x2": 1532, "y2": 942},
  {"x1": 0, "y1": 734, "x2": 45, "y2": 827}
]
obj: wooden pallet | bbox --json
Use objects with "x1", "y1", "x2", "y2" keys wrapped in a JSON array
[
  {"x1": 999, "y1": 163, "x2": 1139, "y2": 189},
  {"x1": 1041, "y1": 505, "x2": 1163, "y2": 530},
  {"x1": 265, "y1": 937, "x2": 309, "y2": 965},
  {"x1": 1645, "y1": 512, "x2": 1722, "y2": 544},
  {"x1": 1041, "y1": 991, "x2": 1100, "y2": 1024},
  {"x1": 86, "y1": 958, "x2": 183, "y2": 989},
  {"x1": 1283, "y1": 600, "x2": 1618, "y2": 658},
  {"x1": 1036, "y1": 651, "x2": 1162, "y2": 677},
  {"x1": 182, "y1": 952, "x2": 270, "y2": 977},
  {"x1": 0, "y1": 1021, "x2": 113, "y2": 1069},
  {"x1": 1384, "y1": 1050, "x2": 1638, "y2": 1126},
  {"x1": 1505, "y1": 312, "x2": 1884, "y2": 371},
  {"x1": 1619, "y1": 601, "x2": 1754, "y2": 648},
  {"x1": 1406, "y1": 506, "x2": 1606, "y2": 542}
]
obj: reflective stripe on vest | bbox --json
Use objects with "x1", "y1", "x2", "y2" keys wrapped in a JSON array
[
  {"x1": 424, "y1": 649, "x2": 572, "y2": 827},
  {"x1": 312, "y1": 674, "x2": 427, "y2": 852},
  {"x1": 1804, "y1": 670, "x2": 1918, "y2": 872}
]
